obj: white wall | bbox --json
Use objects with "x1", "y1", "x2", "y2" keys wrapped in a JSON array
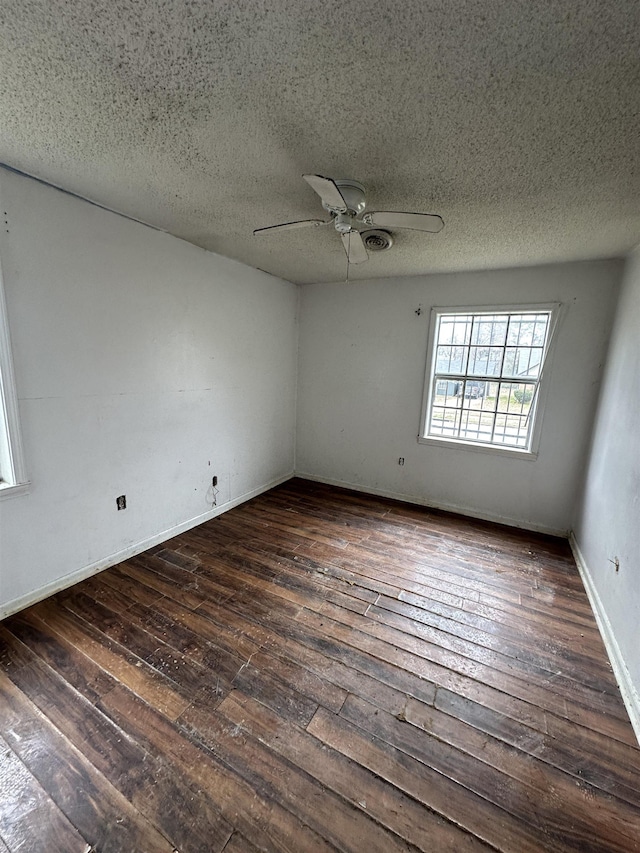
[
  {"x1": 296, "y1": 261, "x2": 621, "y2": 535},
  {"x1": 0, "y1": 169, "x2": 298, "y2": 615},
  {"x1": 572, "y1": 249, "x2": 640, "y2": 738}
]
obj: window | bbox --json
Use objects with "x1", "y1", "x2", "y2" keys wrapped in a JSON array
[
  {"x1": 0, "y1": 265, "x2": 28, "y2": 498},
  {"x1": 420, "y1": 305, "x2": 559, "y2": 455}
]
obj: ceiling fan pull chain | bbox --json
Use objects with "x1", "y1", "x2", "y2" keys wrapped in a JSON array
[{"x1": 346, "y1": 232, "x2": 350, "y2": 283}]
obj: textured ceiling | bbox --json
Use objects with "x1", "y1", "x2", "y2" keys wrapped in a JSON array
[{"x1": 1, "y1": 1, "x2": 639, "y2": 284}]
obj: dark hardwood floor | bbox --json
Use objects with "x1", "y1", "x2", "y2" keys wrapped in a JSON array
[{"x1": 1, "y1": 478, "x2": 639, "y2": 852}]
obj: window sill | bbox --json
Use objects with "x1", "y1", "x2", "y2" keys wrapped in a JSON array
[
  {"x1": 0, "y1": 480, "x2": 30, "y2": 500},
  {"x1": 418, "y1": 435, "x2": 538, "y2": 460}
]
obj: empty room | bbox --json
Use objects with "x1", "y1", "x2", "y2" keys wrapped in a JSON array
[{"x1": 0, "y1": 1, "x2": 639, "y2": 851}]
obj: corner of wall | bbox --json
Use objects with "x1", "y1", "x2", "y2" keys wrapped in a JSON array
[{"x1": 292, "y1": 282, "x2": 302, "y2": 473}]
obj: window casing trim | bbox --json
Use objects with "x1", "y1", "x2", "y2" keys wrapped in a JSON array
[
  {"x1": 0, "y1": 260, "x2": 28, "y2": 497},
  {"x1": 418, "y1": 302, "x2": 562, "y2": 457}
]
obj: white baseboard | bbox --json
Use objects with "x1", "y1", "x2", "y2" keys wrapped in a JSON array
[
  {"x1": 0, "y1": 472, "x2": 294, "y2": 620},
  {"x1": 294, "y1": 471, "x2": 568, "y2": 537},
  {"x1": 569, "y1": 533, "x2": 640, "y2": 746}
]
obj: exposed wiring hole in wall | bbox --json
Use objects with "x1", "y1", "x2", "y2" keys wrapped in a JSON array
[{"x1": 206, "y1": 481, "x2": 219, "y2": 507}]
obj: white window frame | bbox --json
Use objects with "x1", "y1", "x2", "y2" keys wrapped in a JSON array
[
  {"x1": 418, "y1": 303, "x2": 562, "y2": 459},
  {"x1": 0, "y1": 262, "x2": 28, "y2": 499}
]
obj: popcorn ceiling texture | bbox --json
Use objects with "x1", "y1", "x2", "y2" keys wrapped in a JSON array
[{"x1": 1, "y1": 0, "x2": 639, "y2": 284}]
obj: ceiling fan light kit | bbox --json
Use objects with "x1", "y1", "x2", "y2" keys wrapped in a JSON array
[{"x1": 254, "y1": 174, "x2": 444, "y2": 267}]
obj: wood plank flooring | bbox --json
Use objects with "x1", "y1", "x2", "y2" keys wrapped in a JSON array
[{"x1": 1, "y1": 478, "x2": 639, "y2": 852}]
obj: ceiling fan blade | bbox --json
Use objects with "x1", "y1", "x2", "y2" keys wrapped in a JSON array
[
  {"x1": 302, "y1": 174, "x2": 348, "y2": 212},
  {"x1": 341, "y1": 230, "x2": 368, "y2": 264},
  {"x1": 253, "y1": 219, "x2": 328, "y2": 235},
  {"x1": 367, "y1": 211, "x2": 444, "y2": 233}
]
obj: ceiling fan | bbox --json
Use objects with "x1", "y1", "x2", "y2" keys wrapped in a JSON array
[{"x1": 253, "y1": 174, "x2": 444, "y2": 265}]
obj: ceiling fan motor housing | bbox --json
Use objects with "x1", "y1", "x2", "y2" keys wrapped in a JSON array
[{"x1": 324, "y1": 180, "x2": 366, "y2": 216}]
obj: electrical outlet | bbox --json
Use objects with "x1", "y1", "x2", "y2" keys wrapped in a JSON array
[
  {"x1": 398, "y1": 457, "x2": 405, "y2": 466},
  {"x1": 116, "y1": 495, "x2": 126, "y2": 510},
  {"x1": 212, "y1": 475, "x2": 218, "y2": 487}
]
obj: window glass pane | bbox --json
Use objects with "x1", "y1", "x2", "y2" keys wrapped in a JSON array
[
  {"x1": 532, "y1": 316, "x2": 548, "y2": 346},
  {"x1": 502, "y1": 348, "x2": 515, "y2": 376},
  {"x1": 507, "y1": 313, "x2": 538, "y2": 346},
  {"x1": 433, "y1": 378, "x2": 463, "y2": 408},
  {"x1": 481, "y1": 382, "x2": 499, "y2": 407},
  {"x1": 429, "y1": 405, "x2": 461, "y2": 437},
  {"x1": 436, "y1": 344, "x2": 467, "y2": 374},
  {"x1": 504, "y1": 347, "x2": 543, "y2": 379},
  {"x1": 450, "y1": 316, "x2": 472, "y2": 345},
  {"x1": 471, "y1": 315, "x2": 507, "y2": 346},
  {"x1": 438, "y1": 317, "x2": 455, "y2": 345},
  {"x1": 513, "y1": 313, "x2": 548, "y2": 343},
  {"x1": 467, "y1": 346, "x2": 503, "y2": 376},
  {"x1": 523, "y1": 346, "x2": 543, "y2": 376},
  {"x1": 496, "y1": 381, "x2": 535, "y2": 412},
  {"x1": 489, "y1": 316, "x2": 508, "y2": 345}
]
